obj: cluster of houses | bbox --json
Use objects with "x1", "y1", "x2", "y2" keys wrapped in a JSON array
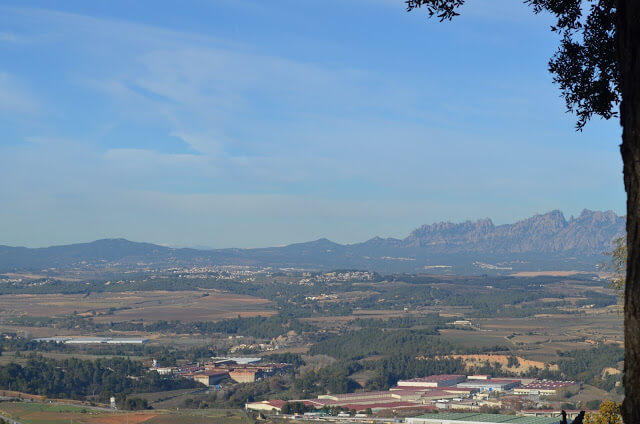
[
  {"x1": 150, "y1": 357, "x2": 291, "y2": 387},
  {"x1": 246, "y1": 374, "x2": 580, "y2": 414},
  {"x1": 298, "y1": 271, "x2": 377, "y2": 284}
]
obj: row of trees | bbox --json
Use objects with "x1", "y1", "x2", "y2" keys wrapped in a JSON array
[
  {"x1": 309, "y1": 327, "x2": 507, "y2": 360},
  {"x1": 103, "y1": 313, "x2": 316, "y2": 339}
]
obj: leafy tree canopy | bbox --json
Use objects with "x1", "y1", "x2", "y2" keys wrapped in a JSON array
[{"x1": 585, "y1": 399, "x2": 623, "y2": 424}]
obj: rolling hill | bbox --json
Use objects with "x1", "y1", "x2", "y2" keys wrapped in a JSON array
[{"x1": 0, "y1": 209, "x2": 624, "y2": 274}]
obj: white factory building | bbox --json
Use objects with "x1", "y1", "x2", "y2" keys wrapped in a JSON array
[{"x1": 34, "y1": 336, "x2": 148, "y2": 344}]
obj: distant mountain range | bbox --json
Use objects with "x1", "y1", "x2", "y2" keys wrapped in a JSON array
[{"x1": 0, "y1": 210, "x2": 625, "y2": 274}]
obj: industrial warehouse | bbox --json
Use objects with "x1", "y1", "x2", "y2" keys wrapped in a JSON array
[
  {"x1": 34, "y1": 336, "x2": 148, "y2": 344},
  {"x1": 405, "y1": 412, "x2": 564, "y2": 424},
  {"x1": 246, "y1": 374, "x2": 580, "y2": 415},
  {"x1": 150, "y1": 357, "x2": 292, "y2": 386}
]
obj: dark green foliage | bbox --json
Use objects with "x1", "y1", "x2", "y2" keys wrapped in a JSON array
[
  {"x1": 6, "y1": 312, "x2": 316, "y2": 340},
  {"x1": 120, "y1": 314, "x2": 315, "y2": 339},
  {"x1": 0, "y1": 356, "x2": 197, "y2": 400},
  {"x1": 405, "y1": 0, "x2": 464, "y2": 21},
  {"x1": 587, "y1": 399, "x2": 603, "y2": 409},
  {"x1": 281, "y1": 401, "x2": 313, "y2": 414},
  {"x1": 294, "y1": 361, "x2": 362, "y2": 396},
  {"x1": 120, "y1": 397, "x2": 150, "y2": 410},
  {"x1": 555, "y1": 343, "x2": 624, "y2": 390},
  {"x1": 310, "y1": 328, "x2": 439, "y2": 360},
  {"x1": 309, "y1": 328, "x2": 507, "y2": 360},
  {"x1": 574, "y1": 290, "x2": 617, "y2": 308},
  {"x1": 318, "y1": 405, "x2": 352, "y2": 416},
  {"x1": 363, "y1": 356, "x2": 467, "y2": 390},
  {"x1": 526, "y1": 0, "x2": 619, "y2": 129},
  {"x1": 352, "y1": 314, "x2": 447, "y2": 329},
  {"x1": 0, "y1": 339, "x2": 215, "y2": 368},
  {"x1": 312, "y1": 356, "x2": 499, "y2": 394},
  {"x1": 517, "y1": 344, "x2": 624, "y2": 391}
]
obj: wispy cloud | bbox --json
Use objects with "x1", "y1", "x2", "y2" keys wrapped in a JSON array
[
  {"x1": 0, "y1": 4, "x2": 624, "y2": 247},
  {"x1": 105, "y1": 148, "x2": 208, "y2": 169},
  {"x1": 0, "y1": 71, "x2": 40, "y2": 114}
]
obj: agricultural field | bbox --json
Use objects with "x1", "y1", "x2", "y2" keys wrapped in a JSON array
[
  {"x1": 0, "y1": 270, "x2": 625, "y2": 418},
  {"x1": 0, "y1": 290, "x2": 274, "y2": 324},
  {"x1": 436, "y1": 329, "x2": 512, "y2": 351},
  {"x1": 0, "y1": 402, "x2": 253, "y2": 424},
  {"x1": 473, "y1": 308, "x2": 623, "y2": 363}
]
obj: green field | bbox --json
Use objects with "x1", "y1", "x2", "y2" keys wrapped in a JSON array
[{"x1": 0, "y1": 402, "x2": 254, "y2": 424}]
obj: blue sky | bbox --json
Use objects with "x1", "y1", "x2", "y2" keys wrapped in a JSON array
[{"x1": 0, "y1": 0, "x2": 624, "y2": 248}]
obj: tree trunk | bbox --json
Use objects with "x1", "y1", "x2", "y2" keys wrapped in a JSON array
[{"x1": 618, "y1": 1, "x2": 640, "y2": 423}]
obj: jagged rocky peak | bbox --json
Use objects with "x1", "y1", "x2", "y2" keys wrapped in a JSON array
[
  {"x1": 400, "y1": 209, "x2": 624, "y2": 255},
  {"x1": 403, "y1": 217, "x2": 495, "y2": 248},
  {"x1": 513, "y1": 210, "x2": 568, "y2": 233},
  {"x1": 531, "y1": 209, "x2": 567, "y2": 225},
  {"x1": 574, "y1": 209, "x2": 622, "y2": 224}
]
